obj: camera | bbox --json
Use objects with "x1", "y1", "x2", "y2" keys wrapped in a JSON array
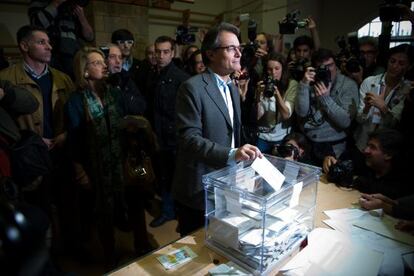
[
  {"x1": 274, "y1": 143, "x2": 299, "y2": 160},
  {"x1": 327, "y1": 159, "x2": 354, "y2": 188},
  {"x1": 335, "y1": 34, "x2": 364, "y2": 73},
  {"x1": 313, "y1": 65, "x2": 331, "y2": 87},
  {"x1": 241, "y1": 20, "x2": 259, "y2": 68},
  {"x1": 263, "y1": 77, "x2": 279, "y2": 98},
  {"x1": 379, "y1": 0, "x2": 411, "y2": 21},
  {"x1": 176, "y1": 25, "x2": 198, "y2": 45},
  {"x1": 290, "y1": 58, "x2": 312, "y2": 81},
  {"x1": 279, "y1": 10, "x2": 308, "y2": 35}
]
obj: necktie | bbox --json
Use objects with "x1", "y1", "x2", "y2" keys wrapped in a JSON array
[{"x1": 224, "y1": 83, "x2": 235, "y2": 148}]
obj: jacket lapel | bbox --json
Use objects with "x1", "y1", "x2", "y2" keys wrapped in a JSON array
[{"x1": 202, "y1": 71, "x2": 232, "y2": 128}]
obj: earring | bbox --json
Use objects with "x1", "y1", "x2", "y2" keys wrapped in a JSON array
[{"x1": 84, "y1": 72, "x2": 89, "y2": 78}]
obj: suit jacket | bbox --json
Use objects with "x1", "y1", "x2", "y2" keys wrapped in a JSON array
[{"x1": 172, "y1": 70, "x2": 241, "y2": 210}]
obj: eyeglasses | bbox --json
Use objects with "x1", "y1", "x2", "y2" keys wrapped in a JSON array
[
  {"x1": 116, "y1": 40, "x2": 134, "y2": 45},
  {"x1": 87, "y1": 60, "x2": 106, "y2": 67},
  {"x1": 214, "y1": 45, "x2": 241, "y2": 54}
]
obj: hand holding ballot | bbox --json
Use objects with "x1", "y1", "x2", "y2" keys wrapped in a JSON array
[{"x1": 235, "y1": 144, "x2": 263, "y2": 162}]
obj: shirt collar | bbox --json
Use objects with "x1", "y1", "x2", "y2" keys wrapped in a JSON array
[
  {"x1": 24, "y1": 62, "x2": 49, "y2": 79},
  {"x1": 122, "y1": 56, "x2": 133, "y2": 71},
  {"x1": 208, "y1": 68, "x2": 232, "y2": 89}
]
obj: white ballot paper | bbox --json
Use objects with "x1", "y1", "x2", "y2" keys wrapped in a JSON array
[{"x1": 251, "y1": 156, "x2": 285, "y2": 192}]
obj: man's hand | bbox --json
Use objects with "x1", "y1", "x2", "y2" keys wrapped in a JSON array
[
  {"x1": 235, "y1": 144, "x2": 263, "y2": 162},
  {"x1": 306, "y1": 16, "x2": 317, "y2": 29},
  {"x1": 302, "y1": 67, "x2": 315, "y2": 85},
  {"x1": 323, "y1": 155, "x2": 337, "y2": 174},
  {"x1": 395, "y1": 220, "x2": 414, "y2": 235},
  {"x1": 359, "y1": 193, "x2": 385, "y2": 210},
  {"x1": 314, "y1": 81, "x2": 331, "y2": 97},
  {"x1": 73, "y1": 5, "x2": 87, "y2": 21}
]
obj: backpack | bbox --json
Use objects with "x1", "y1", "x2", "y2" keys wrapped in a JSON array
[{"x1": 0, "y1": 130, "x2": 52, "y2": 188}]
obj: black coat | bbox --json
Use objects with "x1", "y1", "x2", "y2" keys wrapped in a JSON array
[{"x1": 146, "y1": 62, "x2": 189, "y2": 150}]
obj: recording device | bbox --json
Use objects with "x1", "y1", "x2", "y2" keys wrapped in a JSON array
[
  {"x1": 60, "y1": 0, "x2": 89, "y2": 11},
  {"x1": 313, "y1": 65, "x2": 331, "y2": 87},
  {"x1": 241, "y1": 20, "x2": 259, "y2": 68},
  {"x1": 327, "y1": 160, "x2": 354, "y2": 188},
  {"x1": 263, "y1": 76, "x2": 279, "y2": 98},
  {"x1": 290, "y1": 58, "x2": 312, "y2": 81},
  {"x1": 379, "y1": 0, "x2": 411, "y2": 22},
  {"x1": 335, "y1": 34, "x2": 365, "y2": 73},
  {"x1": 176, "y1": 25, "x2": 198, "y2": 45},
  {"x1": 279, "y1": 10, "x2": 308, "y2": 35},
  {"x1": 274, "y1": 143, "x2": 299, "y2": 160}
]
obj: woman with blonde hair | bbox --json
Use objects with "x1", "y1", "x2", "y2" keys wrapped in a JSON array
[{"x1": 65, "y1": 47, "x2": 125, "y2": 270}]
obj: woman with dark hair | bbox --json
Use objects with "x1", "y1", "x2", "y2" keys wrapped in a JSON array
[
  {"x1": 256, "y1": 52, "x2": 298, "y2": 153},
  {"x1": 185, "y1": 50, "x2": 205, "y2": 76}
]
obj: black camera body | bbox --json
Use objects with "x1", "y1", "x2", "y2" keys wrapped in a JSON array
[
  {"x1": 176, "y1": 25, "x2": 198, "y2": 45},
  {"x1": 263, "y1": 77, "x2": 279, "y2": 98},
  {"x1": 279, "y1": 10, "x2": 308, "y2": 35},
  {"x1": 313, "y1": 65, "x2": 331, "y2": 87},
  {"x1": 379, "y1": 0, "x2": 411, "y2": 21},
  {"x1": 327, "y1": 159, "x2": 354, "y2": 188},
  {"x1": 275, "y1": 143, "x2": 299, "y2": 160},
  {"x1": 290, "y1": 58, "x2": 312, "y2": 81},
  {"x1": 335, "y1": 35, "x2": 364, "y2": 73}
]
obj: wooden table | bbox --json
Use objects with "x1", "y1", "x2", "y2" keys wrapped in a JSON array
[{"x1": 108, "y1": 180, "x2": 361, "y2": 276}]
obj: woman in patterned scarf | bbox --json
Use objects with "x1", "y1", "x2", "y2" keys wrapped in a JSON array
[{"x1": 65, "y1": 47, "x2": 124, "y2": 270}]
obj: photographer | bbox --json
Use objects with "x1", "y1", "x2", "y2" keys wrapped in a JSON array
[
  {"x1": 256, "y1": 53, "x2": 298, "y2": 153},
  {"x1": 28, "y1": 0, "x2": 94, "y2": 78},
  {"x1": 345, "y1": 36, "x2": 385, "y2": 86},
  {"x1": 295, "y1": 48, "x2": 359, "y2": 165},
  {"x1": 273, "y1": 132, "x2": 311, "y2": 163},
  {"x1": 354, "y1": 44, "x2": 414, "y2": 154}
]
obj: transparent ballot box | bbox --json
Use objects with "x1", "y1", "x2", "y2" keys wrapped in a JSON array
[{"x1": 203, "y1": 155, "x2": 321, "y2": 275}]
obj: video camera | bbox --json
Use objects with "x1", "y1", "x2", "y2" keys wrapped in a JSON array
[
  {"x1": 379, "y1": 0, "x2": 411, "y2": 21},
  {"x1": 279, "y1": 10, "x2": 308, "y2": 35},
  {"x1": 335, "y1": 34, "x2": 365, "y2": 73},
  {"x1": 176, "y1": 25, "x2": 198, "y2": 45},
  {"x1": 241, "y1": 20, "x2": 259, "y2": 68}
]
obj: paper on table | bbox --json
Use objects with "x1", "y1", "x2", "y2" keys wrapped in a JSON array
[
  {"x1": 156, "y1": 246, "x2": 198, "y2": 270},
  {"x1": 281, "y1": 228, "x2": 383, "y2": 276},
  {"x1": 251, "y1": 156, "x2": 285, "y2": 192},
  {"x1": 289, "y1": 182, "x2": 303, "y2": 208},
  {"x1": 353, "y1": 215, "x2": 414, "y2": 246}
]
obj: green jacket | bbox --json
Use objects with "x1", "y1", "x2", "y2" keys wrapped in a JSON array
[{"x1": 0, "y1": 62, "x2": 75, "y2": 137}]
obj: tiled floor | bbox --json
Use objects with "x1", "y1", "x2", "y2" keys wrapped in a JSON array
[{"x1": 58, "y1": 199, "x2": 180, "y2": 275}]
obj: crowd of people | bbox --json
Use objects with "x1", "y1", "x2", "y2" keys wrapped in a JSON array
[{"x1": 1, "y1": 0, "x2": 414, "y2": 274}]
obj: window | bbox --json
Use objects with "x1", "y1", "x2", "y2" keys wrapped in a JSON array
[{"x1": 357, "y1": 2, "x2": 414, "y2": 47}]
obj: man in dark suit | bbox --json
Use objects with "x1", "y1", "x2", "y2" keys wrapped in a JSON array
[{"x1": 172, "y1": 22, "x2": 262, "y2": 236}]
